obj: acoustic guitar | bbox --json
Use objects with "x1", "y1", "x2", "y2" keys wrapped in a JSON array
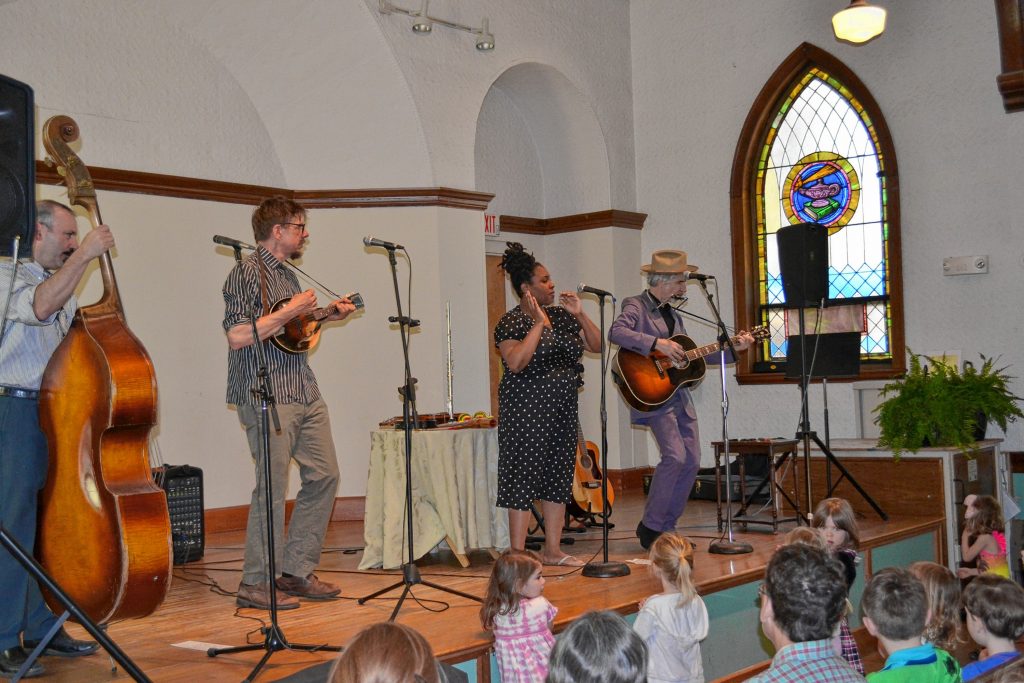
[
  {"x1": 613, "y1": 326, "x2": 769, "y2": 412},
  {"x1": 270, "y1": 292, "x2": 364, "y2": 354},
  {"x1": 568, "y1": 420, "x2": 614, "y2": 519}
]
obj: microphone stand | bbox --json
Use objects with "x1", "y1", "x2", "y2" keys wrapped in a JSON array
[
  {"x1": 701, "y1": 282, "x2": 752, "y2": 555},
  {"x1": 582, "y1": 293, "x2": 629, "y2": 579},
  {"x1": 208, "y1": 295, "x2": 340, "y2": 680},
  {"x1": 357, "y1": 245, "x2": 480, "y2": 621}
]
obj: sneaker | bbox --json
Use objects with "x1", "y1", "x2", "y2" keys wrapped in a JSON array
[
  {"x1": 236, "y1": 582, "x2": 300, "y2": 610},
  {"x1": 275, "y1": 573, "x2": 341, "y2": 600}
]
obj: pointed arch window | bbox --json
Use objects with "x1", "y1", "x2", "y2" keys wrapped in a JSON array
[{"x1": 730, "y1": 43, "x2": 905, "y2": 382}]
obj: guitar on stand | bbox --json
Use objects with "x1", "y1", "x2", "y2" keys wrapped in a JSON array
[
  {"x1": 568, "y1": 420, "x2": 614, "y2": 527},
  {"x1": 613, "y1": 326, "x2": 769, "y2": 411}
]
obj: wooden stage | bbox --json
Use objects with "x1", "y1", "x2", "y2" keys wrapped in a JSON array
[{"x1": 34, "y1": 489, "x2": 943, "y2": 682}]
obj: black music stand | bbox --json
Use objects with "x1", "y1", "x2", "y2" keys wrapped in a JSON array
[{"x1": 786, "y1": 328, "x2": 886, "y2": 520}]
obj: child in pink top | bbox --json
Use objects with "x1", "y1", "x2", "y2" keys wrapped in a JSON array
[{"x1": 481, "y1": 549, "x2": 557, "y2": 682}]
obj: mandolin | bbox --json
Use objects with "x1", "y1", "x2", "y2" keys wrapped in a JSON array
[
  {"x1": 568, "y1": 420, "x2": 614, "y2": 520},
  {"x1": 270, "y1": 291, "x2": 364, "y2": 354},
  {"x1": 613, "y1": 326, "x2": 769, "y2": 412}
]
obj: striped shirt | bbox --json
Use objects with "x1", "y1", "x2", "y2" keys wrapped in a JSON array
[
  {"x1": 0, "y1": 258, "x2": 75, "y2": 390},
  {"x1": 222, "y1": 246, "x2": 320, "y2": 406}
]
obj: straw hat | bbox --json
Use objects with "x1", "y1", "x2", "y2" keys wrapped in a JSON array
[{"x1": 640, "y1": 249, "x2": 699, "y2": 274}]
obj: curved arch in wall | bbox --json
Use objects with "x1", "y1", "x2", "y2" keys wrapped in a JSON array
[{"x1": 474, "y1": 62, "x2": 611, "y2": 218}]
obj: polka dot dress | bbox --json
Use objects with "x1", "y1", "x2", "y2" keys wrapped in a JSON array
[{"x1": 494, "y1": 305, "x2": 584, "y2": 511}]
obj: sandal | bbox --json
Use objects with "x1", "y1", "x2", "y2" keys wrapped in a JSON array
[{"x1": 542, "y1": 554, "x2": 585, "y2": 567}]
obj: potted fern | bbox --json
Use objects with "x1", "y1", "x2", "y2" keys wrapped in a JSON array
[{"x1": 873, "y1": 350, "x2": 1023, "y2": 458}]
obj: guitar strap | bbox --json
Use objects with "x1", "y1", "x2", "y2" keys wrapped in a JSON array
[{"x1": 255, "y1": 250, "x2": 271, "y2": 317}]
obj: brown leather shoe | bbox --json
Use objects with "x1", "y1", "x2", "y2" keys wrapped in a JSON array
[
  {"x1": 275, "y1": 573, "x2": 341, "y2": 600},
  {"x1": 236, "y1": 582, "x2": 300, "y2": 610}
]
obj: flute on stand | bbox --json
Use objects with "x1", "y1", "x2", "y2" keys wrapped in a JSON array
[{"x1": 445, "y1": 301, "x2": 455, "y2": 423}]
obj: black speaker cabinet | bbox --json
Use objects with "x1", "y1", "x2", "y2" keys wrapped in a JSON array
[
  {"x1": 157, "y1": 464, "x2": 205, "y2": 565},
  {"x1": 776, "y1": 222, "x2": 828, "y2": 307},
  {"x1": 0, "y1": 74, "x2": 35, "y2": 258}
]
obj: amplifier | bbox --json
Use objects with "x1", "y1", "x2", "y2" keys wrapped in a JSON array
[{"x1": 156, "y1": 464, "x2": 205, "y2": 565}]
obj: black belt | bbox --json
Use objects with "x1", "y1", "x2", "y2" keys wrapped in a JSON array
[{"x1": 0, "y1": 385, "x2": 39, "y2": 400}]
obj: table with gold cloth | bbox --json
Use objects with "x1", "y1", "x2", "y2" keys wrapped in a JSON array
[{"x1": 359, "y1": 428, "x2": 509, "y2": 570}]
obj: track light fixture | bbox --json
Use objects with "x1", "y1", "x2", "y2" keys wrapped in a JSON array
[
  {"x1": 379, "y1": 0, "x2": 494, "y2": 51},
  {"x1": 832, "y1": 0, "x2": 887, "y2": 45}
]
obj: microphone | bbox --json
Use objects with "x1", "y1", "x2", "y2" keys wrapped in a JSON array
[
  {"x1": 577, "y1": 283, "x2": 614, "y2": 298},
  {"x1": 683, "y1": 271, "x2": 713, "y2": 282},
  {"x1": 213, "y1": 235, "x2": 255, "y2": 250},
  {"x1": 363, "y1": 236, "x2": 404, "y2": 250}
]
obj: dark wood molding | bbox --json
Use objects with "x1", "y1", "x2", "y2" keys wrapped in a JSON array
[
  {"x1": 35, "y1": 160, "x2": 494, "y2": 210},
  {"x1": 728, "y1": 42, "x2": 905, "y2": 385},
  {"x1": 996, "y1": 0, "x2": 1024, "y2": 112},
  {"x1": 295, "y1": 187, "x2": 493, "y2": 210},
  {"x1": 500, "y1": 209, "x2": 647, "y2": 235}
]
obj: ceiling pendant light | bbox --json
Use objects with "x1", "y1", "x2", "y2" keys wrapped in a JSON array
[{"x1": 832, "y1": 0, "x2": 887, "y2": 45}]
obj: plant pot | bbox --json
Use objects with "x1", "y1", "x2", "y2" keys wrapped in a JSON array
[{"x1": 974, "y1": 411, "x2": 988, "y2": 442}]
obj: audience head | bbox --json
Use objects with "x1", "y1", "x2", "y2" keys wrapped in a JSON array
[
  {"x1": 251, "y1": 195, "x2": 306, "y2": 242},
  {"x1": 545, "y1": 610, "x2": 647, "y2": 683},
  {"x1": 499, "y1": 242, "x2": 545, "y2": 299},
  {"x1": 963, "y1": 574, "x2": 1024, "y2": 643},
  {"x1": 781, "y1": 526, "x2": 828, "y2": 552},
  {"x1": 330, "y1": 622, "x2": 440, "y2": 683},
  {"x1": 861, "y1": 567, "x2": 927, "y2": 643},
  {"x1": 908, "y1": 561, "x2": 961, "y2": 651},
  {"x1": 811, "y1": 497, "x2": 860, "y2": 551},
  {"x1": 648, "y1": 532, "x2": 697, "y2": 605},
  {"x1": 965, "y1": 494, "x2": 1005, "y2": 535},
  {"x1": 481, "y1": 548, "x2": 544, "y2": 630},
  {"x1": 760, "y1": 544, "x2": 848, "y2": 646}
]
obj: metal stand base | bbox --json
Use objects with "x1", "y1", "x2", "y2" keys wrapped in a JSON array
[
  {"x1": 582, "y1": 561, "x2": 631, "y2": 578},
  {"x1": 708, "y1": 539, "x2": 754, "y2": 555}
]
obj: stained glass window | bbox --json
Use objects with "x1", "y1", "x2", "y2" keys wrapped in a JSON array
[{"x1": 756, "y1": 68, "x2": 894, "y2": 365}]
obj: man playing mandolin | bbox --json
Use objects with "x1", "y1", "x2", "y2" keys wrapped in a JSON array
[
  {"x1": 222, "y1": 196, "x2": 356, "y2": 611},
  {"x1": 0, "y1": 200, "x2": 105, "y2": 677},
  {"x1": 609, "y1": 250, "x2": 754, "y2": 550}
]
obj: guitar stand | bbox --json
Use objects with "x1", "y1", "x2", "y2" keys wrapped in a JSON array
[{"x1": 524, "y1": 502, "x2": 575, "y2": 552}]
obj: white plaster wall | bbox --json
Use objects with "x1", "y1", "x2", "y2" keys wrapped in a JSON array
[
  {"x1": 370, "y1": 0, "x2": 636, "y2": 209},
  {"x1": 475, "y1": 86, "x2": 544, "y2": 217},
  {"x1": 631, "y1": 0, "x2": 1024, "y2": 462},
  {"x1": 0, "y1": 0, "x2": 283, "y2": 185}
]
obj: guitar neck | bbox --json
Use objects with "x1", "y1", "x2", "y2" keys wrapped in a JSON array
[{"x1": 684, "y1": 335, "x2": 744, "y2": 362}]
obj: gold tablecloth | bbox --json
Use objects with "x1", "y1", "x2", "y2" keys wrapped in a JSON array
[{"x1": 359, "y1": 428, "x2": 509, "y2": 569}]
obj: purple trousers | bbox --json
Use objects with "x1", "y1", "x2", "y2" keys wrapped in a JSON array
[{"x1": 634, "y1": 390, "x2": 701, "y2": 533}]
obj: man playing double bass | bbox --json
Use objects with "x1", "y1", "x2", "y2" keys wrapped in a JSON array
[
  {"x1": 0, "y1": 200, "x2": 104, "y2": 677},
  {"x1": 222, "y1": 196, "x2": 356, "y2": 610}
]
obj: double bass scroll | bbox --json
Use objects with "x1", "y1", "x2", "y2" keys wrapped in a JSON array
[{"x1": 36, "y1": 115, "x2": 172, "y2": 624}]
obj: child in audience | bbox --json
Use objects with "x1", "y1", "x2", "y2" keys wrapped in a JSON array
[
  {"x1": 959, "y1": 494, "x2": 1010, "y2": 579},
  {"x1": 782, "y1": 525, "x2": 828, "y2": 551},
  {"x1": 546, "y1": 610, "x2": 647, "y2": 683},
  {"x1": 861, "y1": 567, "x2": 960, "y2": 682},
  {"x1": 812, "y1": 497, "x2": 864, "y2": 674},
  {"x1": 330, "y1": 622, "x2": 441, "y2": 683},
  {"x1": 481, "y1": 549, "x2": 556, "y2": 683},
  {"x1": 907, "y1": 561, "x2": 961, "y2": 655},
  {"x1": 632, "y1": 533, "x2": 708, "y2": 683},
  {"x1": 961, "y1": 574, "x2": 1024, "y2": 681}
]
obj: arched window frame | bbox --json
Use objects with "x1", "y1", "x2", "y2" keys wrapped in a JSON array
[{"x1": 729, "y1": 42, "x2": 905, "y2": 385}]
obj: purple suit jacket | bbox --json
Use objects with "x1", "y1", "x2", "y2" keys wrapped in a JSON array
[{"x1": 608, "y1": 291, "x2": 694, "y2": 421}]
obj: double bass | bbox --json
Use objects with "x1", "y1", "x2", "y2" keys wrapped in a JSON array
[{"x1": 36, "y1": 116, "x2": 171, "y2": 623}]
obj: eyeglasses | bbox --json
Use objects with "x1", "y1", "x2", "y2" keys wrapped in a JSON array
[{"x1": 281, "y1": 222, "x2": 307, "y2": 232}]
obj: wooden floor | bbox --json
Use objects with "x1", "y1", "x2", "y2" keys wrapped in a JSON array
[{"x1": 35, "y1": 491, "x2": 936, "y2": 682}]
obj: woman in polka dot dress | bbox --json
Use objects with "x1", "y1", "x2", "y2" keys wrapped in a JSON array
[{"x1": 494, "y1": 242, "x2": 602, "y2": 566}]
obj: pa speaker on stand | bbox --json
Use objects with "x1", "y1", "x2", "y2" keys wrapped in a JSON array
[{"x1": 0, "y1": 74, "x2": 36, "y2": 258}]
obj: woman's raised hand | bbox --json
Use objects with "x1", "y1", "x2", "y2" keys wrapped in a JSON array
[{"x1": 521, "y1": 290, "x2": 551, "y2": 328}]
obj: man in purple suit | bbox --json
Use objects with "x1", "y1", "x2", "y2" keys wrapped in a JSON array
[{"x1": 609, "y1": 250, "x2": 753, "y2": 549}]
